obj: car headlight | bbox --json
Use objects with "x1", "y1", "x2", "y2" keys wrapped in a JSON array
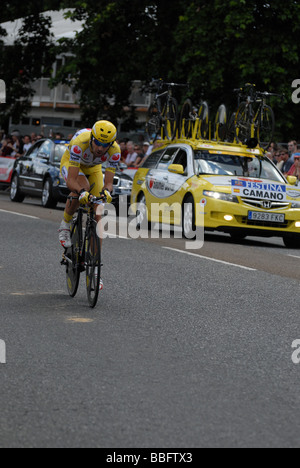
[
  {"x1": 291, "y1": 201, "x2": 300, "y2": 208},
  {"x1": 203, "y1": 190, "x2": 239, "y2": 203}
]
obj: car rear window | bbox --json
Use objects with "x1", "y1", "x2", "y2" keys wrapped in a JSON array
[{"x1": 142, "y1": 149, "x2": 164, "y2": 168}]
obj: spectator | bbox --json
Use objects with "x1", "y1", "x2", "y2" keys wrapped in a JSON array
[
  {"x1": 31, "y1": 132, "x2": 37, "y2": 143},
  {"x1": 279, "y1": 147, "x2": 294, "y2": 175},
  {"x1": 0, "y1": 137, "x2": 14, "y2": 157},
  {"x1": 22, "y1": 135, "x2": 32, "y2": 154},
  {"x1": 124, "y1": 141, "x2": 138, "y2": 166},
  {"x1": 133, "y1": 143, "x2": 144, "y2": 166},
  {"x1": 134, "y1": 142, "x2": 151, "y2": 167},
  {"x1": 0, "y1": 130, "x2": 5, "y2": 149},
  {"x1": 266, "y1": 151, "x2": 273, "y2": 161},
  {"x1": 119, "y1": 139, "x2": 129, "y2": 163},
  {"x1": 288, "y1": 140, "x2": 298, "y2": 162},
  {"x1": 11, "y1": 134, "x2": 23, "y2": 157},
  {"x1": 287, "y1": 153, "x2": 300, "y2": 182},
  {"x1": 267, "y1": 142, "x2": 278, "y2": 163}
]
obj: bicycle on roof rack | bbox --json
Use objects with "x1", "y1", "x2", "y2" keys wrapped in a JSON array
[
  {"x1": 60, "y1": 194, "x2": 107, "y2": 309},
  {"x1": 232, "y1": 83, "x2": 284, "y2": 149},
  {"x1": 179, "y1": 98, "x2": 210, "y2": 140},
  {"x1": 145, "y1": 78, "x2": 188, "y2": 143}
]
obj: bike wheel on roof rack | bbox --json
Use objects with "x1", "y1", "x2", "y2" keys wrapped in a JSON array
[
  {"x1": 146, "y1": 103, "x2": 161, "y2": 143},
  {"x1": 162, "y1": 97, "x2": 178, "y2": 140}
]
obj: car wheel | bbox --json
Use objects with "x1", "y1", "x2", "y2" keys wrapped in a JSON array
[
  {"x1": 42, "y1": 178, "x2": 57, "y2": 208},
  {"x1": 10, "y1": 173, "x2": 25, "y2": 203},
  {"x1": 182, "y1": 195, "x2": 196, "y2": 239}
]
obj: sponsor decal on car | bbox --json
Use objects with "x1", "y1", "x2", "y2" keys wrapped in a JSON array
[{"x1": 231, "y1": 179, "x2": 287, "y2": 201}]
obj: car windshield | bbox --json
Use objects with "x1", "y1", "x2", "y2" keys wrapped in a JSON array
[
  {"x1": 54, "y1": 144, "x2": 68, "y2": 163},
  {"x1": 194, "y1": 151, "x2": 285, "y2": 183}
]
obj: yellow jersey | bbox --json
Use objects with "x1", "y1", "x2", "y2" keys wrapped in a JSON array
[{"x1": 68, "y1": 128, "x2": 121, "y2": 173}]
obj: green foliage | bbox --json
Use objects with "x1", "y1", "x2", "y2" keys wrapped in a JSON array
[
  {"x1": 0, "y1": 11, "x2": 56, "y2": 127},
  {"x1": 173, "y1": 0, "x2": 300, "y2": 140},
  {"x1": 1, "y1": 0, "x2": 300, "y2": 140}
]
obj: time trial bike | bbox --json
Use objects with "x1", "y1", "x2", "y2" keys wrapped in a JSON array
[
  {"x1": 61, "y1": 194, "x2": 107, "y2": 308},
  {"x1": 234, "y1": 83, "x2": 283, "y2": 149},
  {"x1": 146, "y1": 79, "x2": 188, "y2": 142}
]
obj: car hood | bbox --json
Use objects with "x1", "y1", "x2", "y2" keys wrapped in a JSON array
[{"x1": 201, "y1": 175, "x2": 300, "y2": 201}]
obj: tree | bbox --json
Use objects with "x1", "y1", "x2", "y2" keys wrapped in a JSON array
[
  {"x1": 0, "y1": 12, "x2": 56, "y2": 129},
  {"x1": 51, "y1": 0, "x2": 187, "y2": 128},
  {"x1": 173, "y1": 0, "x2": 300, "y2": 140},
  {"x1": 1, "y1": 0, "x2": 300, "y2": 140}
]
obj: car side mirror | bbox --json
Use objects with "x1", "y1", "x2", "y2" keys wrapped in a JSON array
[
  {"x1": 168, "y1": 164, "x2": 185, "y2": 175},
  {"x1": 287, "y1": 176, "x2": 297, "y2": 186}
]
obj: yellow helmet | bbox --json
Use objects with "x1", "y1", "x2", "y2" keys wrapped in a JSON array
[{"x1": 91, "y1": 120, "x2": 117, "y2": 145}]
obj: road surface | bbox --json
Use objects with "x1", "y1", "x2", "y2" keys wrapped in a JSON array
[{"x1": 0, "y1": 192, "x2": 300, "y2": 448}]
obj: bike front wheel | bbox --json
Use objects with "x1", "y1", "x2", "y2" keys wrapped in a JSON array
[
  {"x1": 85, "y1": 223, "x2": 102, "y2": 308},
  {"x1": 257, "y1": 105, "x2": 275, "y2": 149},
  {"x1": 66, "y1": 222, "x2": 81, "y2": 298}
]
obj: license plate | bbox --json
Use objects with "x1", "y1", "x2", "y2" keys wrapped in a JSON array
[{"x1": 248, "y1": 211, "x2": 285, "y2": 223}]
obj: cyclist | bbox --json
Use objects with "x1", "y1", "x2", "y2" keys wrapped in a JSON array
[{"x1": 58, "y1": 120, "x2": 121, "y2": 287}]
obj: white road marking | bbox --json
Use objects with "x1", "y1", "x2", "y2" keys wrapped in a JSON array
[
  {"x1": 288, "y1": 254, "x2": 300, "y2": 259},
  {"x1": 162, "y1": 247, "x2": 257, "y2": 271},
  {"x1": 0, "y1": 208, "x2": 39, "y2": 219},
  {"x1": 106, "y1": 234, "x2": 132, "y2": 240}
]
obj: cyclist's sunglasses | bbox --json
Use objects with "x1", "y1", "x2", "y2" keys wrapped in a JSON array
[{"x1": 92, "y1": 136, "x2": 112, "y2": 148}]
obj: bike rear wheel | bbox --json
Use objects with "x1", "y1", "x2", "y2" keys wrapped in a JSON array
[
  {"x1": 179, "y1": 99, "x2": 193, "y2": 139},
  {"x1": 85, "y1": 222, "x2": 102, "y2": 308},
  {"x1": 225, "y1": 112, "x2": 236, "y2": 142},
  {"x1": 162, "y1": 98, "x2": 178, "y2": 140},
  {"x1": 257, "y1": 105, "x2": 275, "y2": 149},
  {"x1": 235, "y1": 102, "x2": 251, "y2": 144},
  {"x1": 66, "y1": 221, "x2": 81, "y2": 298},
  {"x1": 196, "y1": 101, "x2": 209, "y2": 139},
  {"x1": 146, "y1": 104, "x2": 161, "y2": 143},
  {"x1": 214, "y1": 104, "x2": 227, "y2": 141}
]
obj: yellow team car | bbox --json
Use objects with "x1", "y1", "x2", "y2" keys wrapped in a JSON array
[{"x1": 130, "y1": 139, "x2": 300, "y2": 248}]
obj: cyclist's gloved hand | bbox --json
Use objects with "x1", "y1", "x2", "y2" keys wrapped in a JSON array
[
  {"x1": 79, "y1": 189, "x2": 91, "y2": 205},
  {"x1": 100, "y1": 189, "x2": 112, "y2": 204}
]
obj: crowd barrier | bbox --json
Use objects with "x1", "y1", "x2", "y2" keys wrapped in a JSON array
[{"x1": 0, "y1": 156, "x2": 16, "y2": 184}]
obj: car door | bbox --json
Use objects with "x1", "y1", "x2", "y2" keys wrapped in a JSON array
[
  {"x1": 32, "y1": 140, "x2": 54, "y2": 193},
  {"x1": 162, "y1": 147, "x2": 194, "y2": 224},
  {"x1": 18, "y1": 140, "x2": 44, "y2": 192},
  {"x1": 145, "y1": 146, "x2": 179, "y2": 201}
]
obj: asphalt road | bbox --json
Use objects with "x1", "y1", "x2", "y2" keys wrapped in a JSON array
[{"x1": 1, "y1": 191, "x2": 300, "y2": 448}]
